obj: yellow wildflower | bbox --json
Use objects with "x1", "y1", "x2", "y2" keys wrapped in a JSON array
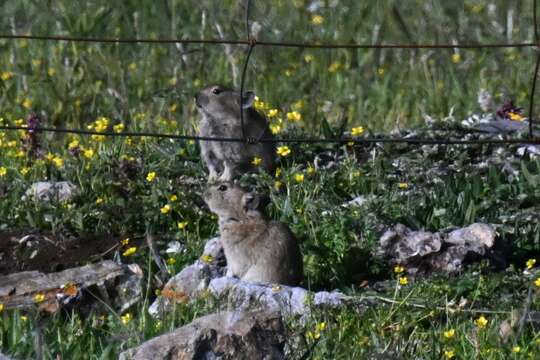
[
  {"x1": 93, "y1": 117, "x2": 109, "y2": 132},
  {"x1": 22, "y1": 98, "x2": 32, "y2": 109},
  {"x1": 267, "y1": 109, "x2": 278, "y2": 118},
  {"x1": 286, "y1": 111, "x2": 302, "y2": 122},
  {"x1": 328, "y1": 62, "x2": 341, "y2": 73},
  {"x1": 398, "y1": 182, "x2": 409, "y2": 189},
  {"x1": 526, "y1": 258, "x2": 536, "y2": 269},
  {"x1": 508, "y1": 112, "x2": 525, "y2": 121},
  {"x1": 146, "y1": 171, "x2": 156, "y2": 182},
  {"x1": 91, "y1": 134, "x2": 105, "y2": 142},
  {"x1": 274, "y1": 181, "x2": 283, "y2": 191},
  {"x1": 160, "y1": 204, "x2": 172, "y2": 214},
  {"x1": 0, "y1": 167, "x2": 7, "y2": 177},
  {"x1": 128, "y1": 62, "x2": 137, "y2": 71},
  {"x1": 276, "y1": 146, "x2": 291, "y2": 157},
  {"x1": 83, "y1": 149, "x2": 94, "y2": 159},
  {"x1": 68, "y1": 139, "x2": 79, "y2": 150},
  {"x1": 201, "y1": 254, "x2": 213, "y2": 263},
  {"x1": 306, "y1": 165, "x2": 315, "y2": 175},
  {"x1": 271, "y1": 284, "x2": 282, "y2": 292},
  {"x1": 351, "y1": 126, "x2": 364, "y2": 136},
  {"x1": 394, "y1": 265, "x2": 405, "y2": 274},
  {"x1": 122, "y1": 247, "x2": 137, "y2": 257},
  {"x1": 295, "y1": 173, "x2": 304, "y2": 183},
  {"x1": 47, "y1": 68, "x2": 56, "y2": 77},
  {"x1": 1, "y1": 72, "x2": 14, "y2": 81},
  {"x1": 474, "y1": 315, "x2": 488, "y2": 329},
  {"x1": 399, "y1": 276, "x2": 408, "y2": 285},
  {"x1": 253, "y1": 96, "x2": 266, "y2": 110},
  {"x1": 443, "y1": 329, "x2": 455, "y2": 339},
  {"x1": 20, "y1": 167, "x2": 30, "y2": 176},
  {"x1": 443, "y1": 350, "x2": 455, "y2": 359},
  {"x1": 311, "y1": 15, "x2": 324, "y2": 25},
  {"x1": 34, "y1": 293, "x2": 46, "y2": 303},
  {"x1": 120, "y1": 313, "x2": 132, "y2": 325},
  {"x1": 0, "y1": 303, "x2": 3, "y2": 312},
  {"x1": 292, "y1": 100, "x2": 304, "y2": 111},
  {"x1": 121, "y1": 238, "x2": 130, "y2": 246},
  {"x1": 251, "y1": 156, "x2": 263, "y2": 166},
  {"x1": 304, "y1": 54, "x2": 314, "y2": 63},
  {"x1": 275, "y1": 167, "x2": 282, "y2": 177},
  {"x1": 21, "y1": 316, "x2": 28, "y2": 321},
  {"x1": 177, "y1": 221, "x2": 188, "y2": 230},
  {"x1": 95, "y1": 197, "x2": 104, "y2": 205},
  {"x1": 352, "y1": 170, "x2": 361, "y2": 178},
  {"x1": 166, "y1": 257, "x2": 176, "y2": 265},
  {"x1": 512, "y1": 346, "x2": 521, "y2": 353},
  {"x1": 534, "y1": 278, "x2": 540, "y2": 287},
  {"x1": 270, "y1": 124, "x2": 282, "y2": 134},
  {"x1": 52, "y1": 156, "x2": 64, "y2": 168},
  {"x1": 451, "y1": 53, "x2": 461, "y2": 64},
  {"x1": 113, "y1": 123, "x2": 125, "y2": 133},
  {"x1": 170, "y1": 194, "x2": 178, "y2": 202}
]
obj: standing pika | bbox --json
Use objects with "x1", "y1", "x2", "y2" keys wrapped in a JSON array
[
  {"x1": 195, "y1": 85, "x2": 275, "y2": 181},
  {"x1": 203, "y1": 182, "x2": 303, "y2": 286}
]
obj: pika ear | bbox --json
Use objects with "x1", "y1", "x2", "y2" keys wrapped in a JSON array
[
  {"x1": 241, "y1": 91, "x2": 255, "y2": 109},
  {"x1": 242, "y1": 192, "x2": 260, "y2": 211}
]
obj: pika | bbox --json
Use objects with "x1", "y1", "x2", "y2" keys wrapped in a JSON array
[
  {"x1": 203, "y1": 182, "x2": 303, "y2": 286},
  {"x1": 195, "y1": 85, "x2": 275, "y2": 181}
]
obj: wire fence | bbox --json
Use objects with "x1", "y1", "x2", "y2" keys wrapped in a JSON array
[{"x1": 0, "y1": 0, "x2": 539, "y2": 146}]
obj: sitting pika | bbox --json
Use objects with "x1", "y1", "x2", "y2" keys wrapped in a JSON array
[
  {"x1": 203, "y1": 182, "x2": 303, "y2": 286},
  {"x1": 195, "y1": 85, "x2": 275, "y2": 181}
]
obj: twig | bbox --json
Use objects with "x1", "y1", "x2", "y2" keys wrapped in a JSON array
[
  {"x1": 215, "y1": 23, "x2": 240, "y2": 87},
  {"x1": 145, "y1": 231, "x2": 169, "y2": 282},
  {"x1": 516, "y1": 286, "x2": 534, "y2": 337},
  {"x1": 349, "y1": 295, "x2": 511, "y2": 315}
]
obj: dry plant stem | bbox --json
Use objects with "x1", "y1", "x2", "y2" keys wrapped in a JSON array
[
  {"x1": 516, "y1": 286, "x2": 534, "y2": 338},
  {"x1": 357, "y1": 295, "x2": 511, "y2": 315},
  {"x1": 145, "y1": 232, "x2": 169, "y2": 281},
  {"x1": 215, "y1": 24, "x2": 239, "y2": 87}
]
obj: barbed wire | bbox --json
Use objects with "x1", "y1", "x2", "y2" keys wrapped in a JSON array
[
  {"x1": 1, "y1": 125, "x2": 539, "y2": 146},
  {"x1": 0, "y1": 33, "x2": 536, "y2": 49},
  {"x1": 0, "y1": 0, "x2": 539, "y2": 145}
]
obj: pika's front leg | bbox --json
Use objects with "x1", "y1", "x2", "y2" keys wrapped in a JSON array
[
  {"x1": 218, "y1": 161, "x2": 237, "y2": 182},
  {"x1": 200, "y1": 144, "x2": 221, "y2": 181}
]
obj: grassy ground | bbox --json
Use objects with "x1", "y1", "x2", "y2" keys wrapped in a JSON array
[{"x1": 1, "y1": 0, "x2": 540, "y2": 359}]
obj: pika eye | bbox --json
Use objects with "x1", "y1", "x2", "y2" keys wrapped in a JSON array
[
  {"x1": 218, "y1": 184, "x2": 228, "y2": 192},
  {"x1": 212, "y1": 87, "x2": 222, "y2": 95}
]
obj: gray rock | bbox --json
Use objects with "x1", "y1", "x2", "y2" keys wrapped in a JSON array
[
  {"x1": 148, "y1": 238, "x2": 225, "y2": 317},
  {"x1": 0, "y1": 353, "x2": 16, "y2": 360},
  {"x1": 23, "y1": 181, "x2": 79, "y2": 202},
  {"x1": 446, "y1": 223, "x2": 496, "y2": 248},
  {"x1": 120, "y1": 310, "x2": 285, "y2": 360},
  {"x1": 376, "y1": 223, "x2": 497, "y2": 275},
  {"x1": 150, "y1": 238, "x2": 348, "y2": 318}
]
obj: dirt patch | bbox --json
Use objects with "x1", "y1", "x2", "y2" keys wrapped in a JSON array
[{"x1": 0, "y1": 231, "x2": 142, "y2": 275}]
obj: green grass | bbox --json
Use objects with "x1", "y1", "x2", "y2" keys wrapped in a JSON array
[{"x1": 1, "y1": 1, "x2": 540, "y2": 359}]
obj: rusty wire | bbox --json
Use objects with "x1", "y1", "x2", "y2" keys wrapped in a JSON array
[{"x1": 0, "y1": 0, "x2": 539, "y2": 145}]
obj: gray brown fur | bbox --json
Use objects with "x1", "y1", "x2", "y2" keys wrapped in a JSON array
[
  {"x1": 195, "y1": 85, "x2": 275, "y2": 181},
  {"x1": 203, "y1": 182, "x2": 303, "y2": 286}
]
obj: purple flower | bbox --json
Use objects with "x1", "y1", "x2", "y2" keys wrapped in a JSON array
[{"x1": 26, "y1": 112, "x2": 41, "y2": 133}]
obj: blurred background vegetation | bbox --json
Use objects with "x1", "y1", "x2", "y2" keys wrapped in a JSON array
[{"x1": 0, "y1": 0, "x2": 537, "y2": 134}]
